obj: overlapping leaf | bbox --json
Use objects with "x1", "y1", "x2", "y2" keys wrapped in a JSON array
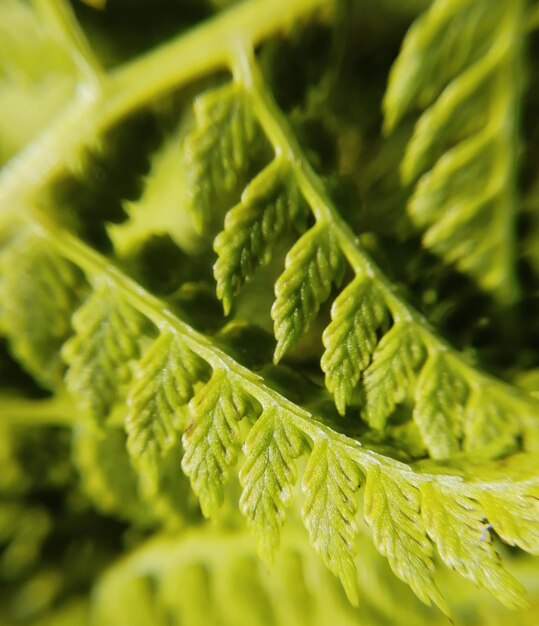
[
  {"x1": 321, "y1": 275, "x2": 388, "y2": 415},
  {"x1": 126, "y1": 330, "x2": 207, "y2": 489},
  {"x1": 183, "y1": 82, "x2": 262, "y2": 230}
]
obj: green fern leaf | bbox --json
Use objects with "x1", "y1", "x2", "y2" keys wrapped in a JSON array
[
  {"x1": 0, "y1": 232, "x2": 82, "y2": 388},
  {"x1": 321, "y1": 275, "x2": 389, "y2": 415},
  {"x1": 184, "y1": 82, "x2": 261, "y2": 230},
  {"x1": 239, "y1": 406, "x2": 306, "y2": 560},
  {"x1": 272, "y1": 222, "x2": 345, "y2": 362},
  {"x1": 62, "y1": 276, "x2": 145, "y2": 420},
  {"x1": 384, "y1": 0, "x2": 523, "y2": 300},
  {"x1": 302, "y1": 439, "x2": 362, "y2": 606},
  {"x1": 214, "y1": 158, "x2": 306, "y2": 314},
  {"x1": 181, "y1": 369, "x2": 259, "y2": 517},
  {"x1": 125, "y1": 330, "x2": 207, "y2": 490},
  {"x1": 413, "y1": 352, "x2": 468, "y2": 459},
  {"x1": 421, "y1": 482, "x2": 527, "y2": 609},
  {"x1": 463, "y1": 390, "x2": 519, "y2": 453},
  {"x1": 478, "y1": 476, "x2": 539, "y2": 556},
  {"x1": 364, "y1": 465, "x2": 447, "y2": 613},
  {"x1": 363, "y1": 322, "x2": 426, "y2": 428}
]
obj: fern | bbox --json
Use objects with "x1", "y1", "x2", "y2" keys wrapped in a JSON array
[
  {"x1": 62, "y1": 275, "x2": 146, "y2": 421},
  {"x1": 183, "y1": 82, "x2": 262, "y2": 231},
  {"x1": 182, "y1": 369, "x2": 260, "y2": 518},
  {"x1": 214, "y1": 157, "x2": 307, "y2": 314},
  {"x1": 1, "y1": 0, "x2": 539, "y2": 623},
  {"x1": 321, "y1": 276, "x2": 388, "y2": 415},
  {"x1": 0, "y1": 230, "x2": 82, "y2": 388},
  {"x1": 272, "y1": 222, "x2": 345, "y2": 361},
  {"x1": 126, "y1": 330, "x2": 206, "y2": 490},
  {"x1": 302, "y1": 439, "x2": 362, "y2": 605},
  {"x1": 384, "y1": 0, "x2": 524, "y2": 302},
  {"x1": 239, "y1": 407, "x2": 306, "y2": 561}
]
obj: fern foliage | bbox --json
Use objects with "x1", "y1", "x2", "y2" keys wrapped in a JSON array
[
  {"x1": 321, "y1": 276, "x2": 388, "y2": 415},
  {"x1": 182, "y1": 369, "x2": 260, "y2": 518},
  {"x1": 62, "y1": 276, "x2": 145, "y2": 421},
  {"x1": 0, "y1": 231, "x2": 81, "y2": 388},
  {"x1": 384, "y1": 0, "x2": 524, "y2": 301},
  {"x1": 1, "y1": 0, "x2": 539, "y2": 622},
  {"x1": 239, "y1": 407, "x2": 306, "y2": 561},
  {"x1": 272, "y1": 222, "x2": 345, "y2": 361},
  {"x1": 126, "y1": 331, "x2": 206, "y2": 490},
  {"x1": 214, "y1": 157, "x2": 306, "y2": 314},
  {"x1": 183, "y1": 82, "x2": 262, "y2": 231},
  {"x1": 364, "y1": 464, "x2": 446, "y2": 613},
  {"x1": 302, "y1": 439, "x2": 362, "y2": 605}
]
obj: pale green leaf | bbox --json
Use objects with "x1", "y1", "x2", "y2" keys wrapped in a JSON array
[
  {"x1": 413, "y1": 352, "x2": 468, "y2": 459},
  {"x1": 214, "y1": 158, "x2": 306, "y2": 314},
  {"x1": 181, "y1": 370, "x2": 259, "y2": 517},
  {"x1": 363, "y1": 465, "x2": 447, "y2": 613},
  {"x1": 126, "y1": 330, "x2": 207, "y2": 490},
  {"x1": 0, "y1": 231, "x2": 82, "y2": 388},
  {"x1": 362, "y1": 322, "x2": 426, "y2": 428},
  {"x1": 62, "y1": 276, "x2": 145, "y2": 420},
  {"x1": 272, "y1": 222, "x2": 345, "y2": 362},
  {"x1": 183, "y1": 82, "x2": 261, "y2": 230},
  {"x1": 239, "y1": 407, "x2": 306, "y2": 560},
  {"x1": 321, "y1": 275, "x2": 388, "y2": 415},
  {"x1": 302, "y1": 439, "x2": 362, "y2": 605},
  {"x1": 421, "y1": 481, "x2": 527, "y2": 609}
]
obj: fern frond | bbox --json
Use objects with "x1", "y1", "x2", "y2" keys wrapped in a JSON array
[
  {"x1": 384, "y1": 0, "x2": 523, "y2": 300},
  {"x1": 20, "y1": 189, "x2": 539, "y2": 613},
  {"x1": 413, "y1": 352, "x2": 468, "y2": 459},
  {"x1": 62, "y1": 276, "x2": 145, "y2": 420},
  {"x1": 0, "y1": 231, "x2": 82, "y2": 389},
  {"x1": 321, "y1": 276, "x2": 389, "y2": 415},
  {"x1": 91, "y1": 528, "x2": 389, "y2": 626},
  {"x1": 183, "y1": 82, "x2": 261, "y2": 231},
  {"x1": 239, "y1": 406, "x2": 306, "y2": 561},
  {"x1": 363, "y1": 322, "x2": 426, "y2": 428},
  {"x1": 182, "y1": 369, "x2": 260, "y2": 518},
  {"x1": 302, "y1": 439, "x2": 362, "y2": 606},
  {"x1": 214, "y1": 157, "x2": 306, "y2": 314},
  {"x1": 364, "y1": 464, "x2": 447, "y2": 613},
  {"x1": 125, "y1": 330, "x2": 207, "y2": 490},
  {"x1": 272, "y1": 222, "x2": 345, "y2": 362},
  {"x1": 233, "y1": 47, "x2": 539, "y2": 457},
  {"x1": 421, "y1": 483, "x2": 526, "y2": 609}
]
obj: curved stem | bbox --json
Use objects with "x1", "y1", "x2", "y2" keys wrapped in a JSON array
[{"x1": 0, "y1": 0, "x2": 333, "y2": 216}]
